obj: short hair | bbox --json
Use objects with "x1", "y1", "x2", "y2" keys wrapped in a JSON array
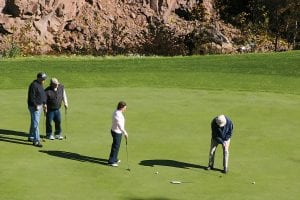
[{"x1": 117, "y1": 101, "x2": 127, "y2": 110}]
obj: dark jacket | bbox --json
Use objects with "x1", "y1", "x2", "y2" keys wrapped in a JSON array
[
  {"x1": 211, "y1": 116, "x2": 233, "y2": 144},
  {"x1": 27, "y1": 80, "x2": 46, "y2": 107},
  {"x1": 45, "y1": 84, "x2": 65, "y2": 110}
]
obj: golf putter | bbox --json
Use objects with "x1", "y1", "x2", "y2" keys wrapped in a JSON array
[
  {"x1": 126, "y1": 139, "x2": 130, "y2": 171},
  {"x1": 42, "y1": 113, "x2": 46, "y2": 142},
  {"x1": 64, "y1": 108, "x2": 67, "y2": 139}
]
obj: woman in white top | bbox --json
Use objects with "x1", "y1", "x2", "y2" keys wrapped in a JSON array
[{"x1": 108, "y1": 101, "x2": 128, "y2": 166}]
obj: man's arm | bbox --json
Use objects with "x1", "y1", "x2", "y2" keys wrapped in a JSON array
[
  {"x1": 224, "y1": 122, "x2": 233, "y2": 141},
  {"x1": 116, "y1": 114, "x2": 128, "y2": 140}
]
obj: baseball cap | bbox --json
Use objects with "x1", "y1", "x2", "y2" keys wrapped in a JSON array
[
  {"x1": 37, "y1": 72, "x2": 47, "y2": 80},
  {"x1": 216, "y1": 115, "x2": 227, "y2": 127}
]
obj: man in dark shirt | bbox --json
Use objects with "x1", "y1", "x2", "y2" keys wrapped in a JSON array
[
  {"x1": 27, "y1": 72, "x2": 47, "y2": 147},
  {"x1": 45, "y1": 78, "x2": 68, "y2": 140},
  {"x1": 206, "y1": 114, "x2": 234, "y2": 174}
]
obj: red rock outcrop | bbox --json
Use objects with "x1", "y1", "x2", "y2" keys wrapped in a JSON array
[{"x1": 0, "y1": 0, "x2": 242, "y2": 55}]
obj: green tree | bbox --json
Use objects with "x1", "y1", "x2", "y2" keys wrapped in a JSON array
[{"x1": 264, "y1": 0, "x2": 299, "y2": 50}]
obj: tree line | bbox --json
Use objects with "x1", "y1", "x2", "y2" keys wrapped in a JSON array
[{"x1": 216, "y1": 0, "x2": 300, "y2": 50}]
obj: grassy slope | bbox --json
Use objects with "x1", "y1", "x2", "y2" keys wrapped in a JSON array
[
  {"x1": 0, "y1": 51, "x2": 300, "y2": 200},
  {"x1": 0, "y1": 51, "x2": 300, "y2": 93}
]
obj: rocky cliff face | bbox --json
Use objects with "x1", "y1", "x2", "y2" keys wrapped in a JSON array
[{"x1": 0, "y1": 0, "x2": 243, "y2": 55}]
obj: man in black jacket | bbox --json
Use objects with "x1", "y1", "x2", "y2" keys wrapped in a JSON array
[
  {"x1": 206, "y1": 114, "x2": 234, "y2": 174},
  {"x1": 27, "y1": 72, "x2": 47, "y2": 147},
  {"x1": 45, "y1": 78, "x2": 68, "y2": 140}
]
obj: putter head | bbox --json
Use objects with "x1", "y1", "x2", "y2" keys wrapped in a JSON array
[{"x1": 126, "y1": 168, "x2": 131, "y2": 171}]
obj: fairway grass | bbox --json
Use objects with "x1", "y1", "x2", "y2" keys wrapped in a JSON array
[
  {"x1": 0, "y1": 87, "x2": 299, "y2": 200},
  {"x1": 1, "y1": 52, "x2": 300, "y2": 199}
]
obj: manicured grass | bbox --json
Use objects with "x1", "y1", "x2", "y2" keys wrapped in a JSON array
[
  {"x1": 0, "y1": 52, "x2": 300, "y2": 199},
  {"x1": 1, "y1": 51, "x2": 300, "y2": 93}
]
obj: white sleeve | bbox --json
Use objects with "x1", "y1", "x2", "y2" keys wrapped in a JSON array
[
  {"x1": 116, "y1": 113, "x2": 127, "y2": 135},
  {"x1": 63, "y1": 89, "x2": 68, "y2": 107}
]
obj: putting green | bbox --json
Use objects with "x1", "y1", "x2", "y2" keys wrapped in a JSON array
[{"x1": 1, "y1": 87, "x2": 299, "y2": 200}]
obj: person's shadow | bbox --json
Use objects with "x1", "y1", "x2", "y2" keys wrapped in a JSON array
[
  {"x1": 139, "y1": 159, "x2": 208, "y2": 170},
  {"x1": 0, "y1": 129, "x2": 32, "y2": 146},
  {"x1": 39, "y1": 150, "x2": 108, "y2": 166},
  {"x1": 139, "y1": 159, "x2": 224, "y2": 172}
]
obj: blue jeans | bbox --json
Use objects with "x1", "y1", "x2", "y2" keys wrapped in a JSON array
[
  {"x1": 28, "y1": 106, "x2": 42, "y2": 142},
  {"x1": 46, "y1": 109, "x2": 62, "y2": 136},
  {"x1": 108, "y1": 130, "x2": 122, "y2": 164}
]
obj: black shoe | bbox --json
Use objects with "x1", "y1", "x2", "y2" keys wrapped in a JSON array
[
  {"x1": 206, "y1": 166, "x2": 214, "y2": 170},
  {"x1": 223, "y1": 168, "x2": 228, "y2": 174},
  {"x1": 33, "y1": 141, "x2": 43, "y2": 147}
]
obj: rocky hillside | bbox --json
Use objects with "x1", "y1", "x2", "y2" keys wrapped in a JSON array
[{"x1": 0, "y1": 0, "x2": 249, "y2": 56}]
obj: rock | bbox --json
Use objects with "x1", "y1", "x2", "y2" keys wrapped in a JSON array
[
  {"x1": 65, "y1": 22, "x2": 77, "y2": 31},
  {"x1": 0, "y1": 0, "x2": 280, "y2": 55},
  {"x1": 130, "y1": 12, "x2": 136, "y2": 19}
]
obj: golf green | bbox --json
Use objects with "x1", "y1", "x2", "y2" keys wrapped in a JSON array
[
  {"x1": 0, "y1": 87, "x2": 299, "y2": 200},
  {"x1": 0, "y1": 52, "x2": 300, "y2": 199}
]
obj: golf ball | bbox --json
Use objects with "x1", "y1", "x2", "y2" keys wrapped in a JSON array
[
  {"x1": 252, "y1": 181, "x2": 256, "y2": 184},
  {"x1": 155, "y1": 171, "x2": 159, "y2": 174}
]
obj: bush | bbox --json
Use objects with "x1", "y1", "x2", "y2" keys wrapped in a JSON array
[
  {"x1": 141, "y1": 18, "x2": 188, "y2": 56},
  {"x1": 3, "y1": 43, "x2": 21, "y2": 58}
]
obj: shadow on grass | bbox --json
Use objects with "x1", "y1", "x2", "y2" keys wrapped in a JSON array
[
  {"x1": 0, "y1": 129, "x2": 32, "y2": 146},
  {"x1": 39, "y1": 150, "x2": 108, "y2": 166},
  {"x1": 139, "y1": 159, "x2": 207, "y2": 170},
  {"x1": 125, "y1": 198, "x2": 175, "y2": 200},
  {"x1": 139, "y1": 159, "x2": 224, "y2": 173}
]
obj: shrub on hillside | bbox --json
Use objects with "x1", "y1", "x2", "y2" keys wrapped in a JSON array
[{"x1": 141, "y1": 18, "x2": 188, "y2": 56}]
